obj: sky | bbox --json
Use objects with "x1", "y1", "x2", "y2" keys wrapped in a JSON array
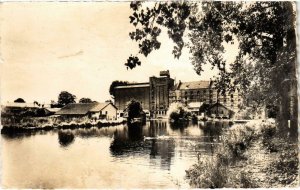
[{"x1": 0, "y1": 2, "x2": 239, "y2": 104}]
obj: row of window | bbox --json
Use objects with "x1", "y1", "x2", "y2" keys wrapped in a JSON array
[
  {"x1": 182, "y1": 90, "x2": 237, "y2": 97},
  {"x1": 155, "y1": 110, "x2": 167, "y2": 115}
]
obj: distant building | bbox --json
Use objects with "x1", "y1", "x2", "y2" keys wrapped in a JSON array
[
  {"x1": 55, "y1": 103, "x2": 97, "y2": 118},
  {"x1": 89, "y1": 102, "x2": 117, "y2": 120},
  {"x1": 169, "y1": 80, "x2": 242, "y2": 113},
  {"x1": 114, "y1": 83, "x2": 150, "y2": 112},
  {"x1": 1, "y1": 102, "x2": 57, "y2": 117},
  {"x1": 207, "y1": 102, "x2": 235, "y2": 119},
  {"x1": 55, "y1": 102, "x2": 117, "y2": 120},
  {"x1": 113, "y1": 71, "x2": 241, "y2": 117},
  {"x1": 114, "y1": 70, "x2": 174, "y2": 117},
  {"x1": 187, "y1": 102, "x2": 203, "y2": 116}
]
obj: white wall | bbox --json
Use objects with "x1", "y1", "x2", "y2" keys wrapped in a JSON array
[{"x1": 102, "y1": 104, "x2": 117, "y2": 120}]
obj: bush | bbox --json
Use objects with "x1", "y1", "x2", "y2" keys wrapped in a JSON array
[
  {"x1": 186, "y1": 156, "x2": 228, "y2": 188},
  {"x1": 186, "y1": 122, "x2": 261, "y2": 188},
  {"x1": 167, "y1": 102, "x2": 190, "y2": 122},
  {"x1": 222, "y1": 125, "x2": 256, "y2": 160}
]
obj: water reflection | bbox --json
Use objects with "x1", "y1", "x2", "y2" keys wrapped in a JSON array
[
  {"x1": 110, "y1": 123, "x2": 150, "y2": 155},
  {"x1": 2, "y1": 120, "x2": 233, "y2": 188},
  {"x1": 58, "y1": 130, "x2": 75, "y2": 147},
  {"x1": 169, "y1": 121, "x2": 189, "y2": 133},
  {"x1": 1, "y1": 129, "x2": 55, "y2": 140},
  {"x1": 149, "y1": 138, "x2": 175, "y2": 170}
]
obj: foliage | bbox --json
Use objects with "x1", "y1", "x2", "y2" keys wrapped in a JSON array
[
  {"x1": 57, "y1": 91, "x2": 76, "y2": 106},
  {"x1": 260, "y1": 121, "x2": 278, "y2": 152},
  {"x1": 127, "y1": 99, "x2": 143, "y2": 120},
  {"x1": 167, "y1": 102, "x2": 190, "y2": 122},
  {"x1": 222, "y1": 125, "x2": 256, "y2": 160},
  {"x1": 127, "y1": 1, "x2": 297, "y2": 117},
  {"x1": 186, "y1": 121, "x2": 262, "y2": 188},
  {"x1": 14, "y1": 98, "x2": 25, "y2": 103},
  {"x1": 274, "y1": 148, "x2": 298, "y2": 184},
  {"x1": 266, "y1": 104, "x2": 279, "y2": 118},
  {"x1": 199, "y1": 103, "x2": 210, "y2": 113},
  {"x1": 109, "y1": 80, "x2": 129, "y2": 98},
  {"x1": 35, "y1": 108, "x2": 47, "y2": 117},
  {"x1": 186, "y1": 156, "x2": 228, "y2": 188},
  {"x1": 79, "y1": 98, "x2": 93, "y2": 103}
]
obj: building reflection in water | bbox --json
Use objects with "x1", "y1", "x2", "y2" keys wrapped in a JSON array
[
  {"x1": 110, "y1": 122, "x2": 149, "y2": 155},
  {"x1": 109, "y1": 121, "x2": 176, "y2": 170},
  {"x1": 148, "y1": 120, "x2": 175, "y2": 170}
]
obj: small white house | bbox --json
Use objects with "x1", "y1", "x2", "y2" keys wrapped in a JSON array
[
  {"x1": 89, "y1": 102, "x2": 118, "y2": 120},
  {"x1": 187, "y1": 102, "x2": 203, "y2": 115}
]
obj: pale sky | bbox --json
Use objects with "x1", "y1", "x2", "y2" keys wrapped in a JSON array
[{"x1": 0, "y1": 2, "x2": 238, "y2": 104}]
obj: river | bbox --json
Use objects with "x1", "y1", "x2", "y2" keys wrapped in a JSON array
[{"x1": 1, "y1": 120, "x2": 230, "y2": 188}]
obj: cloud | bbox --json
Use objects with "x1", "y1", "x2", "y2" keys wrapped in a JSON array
[{"x1": 58, "y1": 50, "x2": 83, "y2": 59}]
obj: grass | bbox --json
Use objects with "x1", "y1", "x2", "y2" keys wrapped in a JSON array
[
  {"x1": 186, "y1": 119, "x2": 298, "y2": 188},
  {"x1": 1, "y1": 114, "x2": 126, "y2": 135}
]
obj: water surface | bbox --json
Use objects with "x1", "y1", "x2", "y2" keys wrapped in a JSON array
[{"x1": 1, "y1": 120, "x2": 227, "y2": 188}]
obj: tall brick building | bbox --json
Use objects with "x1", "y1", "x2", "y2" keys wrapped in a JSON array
[
  {"x1": 114, "y1": 71, "x2": 241, "y2": 117},
  {"x1": 114, "y1": 71, "x2": 174, "y2": 117}
]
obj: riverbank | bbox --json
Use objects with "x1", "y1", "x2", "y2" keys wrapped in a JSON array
[
  {"x1": 1, "y1": 116, "x2": 126, "y2": 134},
  {"x1": 186, "y1": 120, "x2": 299, "y2": 188}
]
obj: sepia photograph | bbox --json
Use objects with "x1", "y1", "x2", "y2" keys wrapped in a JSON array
[{"x1": 0, "y1": 1, "x2": 299, "y2": 188}]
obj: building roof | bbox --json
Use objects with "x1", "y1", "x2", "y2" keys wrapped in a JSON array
[
  {"x1": 114, "y1": 83, "x2": 150, "y2": 89},
  {"x1": 2, "y1": 102, "x2": 40, "y2": 108},
  {"x1": 188, "y1": 102, "x2": 203, "y2": 108},
  {"x1": 90, "y1": 102, "x2": 117, "y2": 112},
  {"x1": 55, "y1": 102, "x2": 117, "y2": 115},
  {"x1": 55, "y1": 103, "x2": 98, "y2": 115},
  {"x1": 178, "y1": 81, "x2": 210, "y2": 90},
  {"x1": 209, "y1": 102, "x2": 234, "y2": 113},
  {"x1": 45, "y1": 108, "x2": 61, "y2": 113}
]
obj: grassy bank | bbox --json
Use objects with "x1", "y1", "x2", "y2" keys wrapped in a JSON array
[
  {"x1": 186, "y1": 120, "x2": 299, "y2": 188},
  {"x1": 1, "y1": 116, "x2": 126, "y2": 134}
]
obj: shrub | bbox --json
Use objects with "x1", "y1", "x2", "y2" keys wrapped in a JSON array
[
  {"x1": 186, "y1": 156, "x2": 228, "y2": 188},
  {"x1": 167, "y1": 102, "x2": 190, "y2": 122}
]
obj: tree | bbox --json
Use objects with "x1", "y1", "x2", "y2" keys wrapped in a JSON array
[
  {"x1": 199, "y1": 103, "x2": 210, "y2": 113},
  {"x1": 109, "y1": 80, "x2": 129, "y2": 98},
  {"x1": 127, "y1": 99, "x2": 143, "y2": 120},
  {"x1": 58, "y1": 91, "x2": 76, "y2": 106},
  {"x1": 14, "y1": 98, "x2": 25, "y2": 103},
  {"x1": 126, "y1": 2, "x2": 297, "y2": 132},
  {"x1": 79, "y1": 98, "x2": 93, "y2": 103}
]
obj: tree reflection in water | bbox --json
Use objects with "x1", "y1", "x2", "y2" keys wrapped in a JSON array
[
  {"x1": 110, "y1": 122, "x2": 149, "y2": 155},
  {"x1": 58, "y1": 130, "x2": 75, "y2": 147},
  {"x1": 169, "y1": 121, "x2": 189, "y2": 133},
  {"x1": 110, "y1": 121, "x2": 176, "y2": 170},
  {"x1": 199, "y1": 121, "x2": 231, "y2": 155}
]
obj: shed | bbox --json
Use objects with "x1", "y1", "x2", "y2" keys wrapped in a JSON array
[
  {"x1": 55, "y1": 103, "x2": 98, "y2": 117},
  {"x1": 207, "y1": 102, "x2": 235, "y2": 119},
  {"x1": 89, "y1": 102, "x2": 118, "y2": 120}
]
